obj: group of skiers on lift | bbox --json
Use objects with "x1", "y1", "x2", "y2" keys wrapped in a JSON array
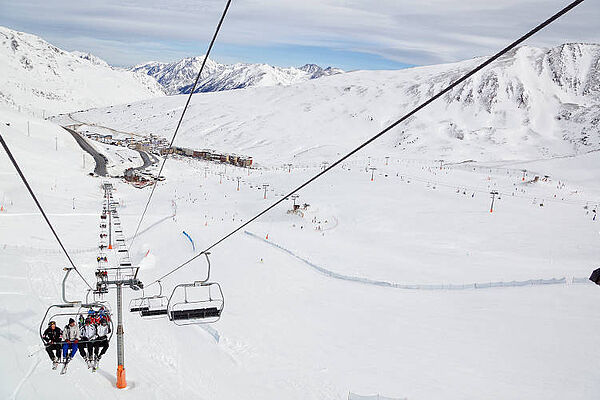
[{"x1": 42, "y1": 308, "x2": 111, "y2": 368}]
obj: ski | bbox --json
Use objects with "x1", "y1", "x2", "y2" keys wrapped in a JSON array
[
  {"x1": 52, "y1": 360, "x2": 59, "y2": 370},
  {"x1": 60, "y1": 360, "x2": 69, "y2": 375},
  {"x1": 92, "y1": 356, "x2": 100, "y2": 372}
]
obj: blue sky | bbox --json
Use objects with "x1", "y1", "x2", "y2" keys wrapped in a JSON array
[{"x1": 0, "y1": 0, "x2": 597, "y2": 70}]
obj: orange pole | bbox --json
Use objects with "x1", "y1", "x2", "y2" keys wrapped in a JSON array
[{"x1": 117, "y1": 365, "x2": 127, "y2": 388}]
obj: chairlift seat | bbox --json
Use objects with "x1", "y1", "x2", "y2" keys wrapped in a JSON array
[
  {"x1": 141, "y1": 308, "x2": 168, "y2": 317},
  {"x1": 130, "y1": 306, "x2": 150, "y2": 312},
  {"x1": 170, "y1": 307, "x2": 221, "y2": 321}
]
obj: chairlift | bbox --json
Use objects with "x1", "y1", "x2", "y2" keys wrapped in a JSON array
[
  {"x1": 40, "y1": 269, "x2": 114, "y2": 350},
  {"x1": 167, "y1": 252, "x2": 224, "y2": 326},
  {"x1": 129, "y1": 281, "x2": 168, "y2": 318}
]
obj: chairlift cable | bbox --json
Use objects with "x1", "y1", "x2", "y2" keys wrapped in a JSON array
[
  {"x1": 151, "y1": 1, "x2": 588, "y2": 285},
  {"x1": 128, "y1": 0, "x2": 233, "y2": 261},
  {"x1": 144, "y1": 0, "x2": 584, "y2": 288},
  {"x1": 0, "y1": 133, "x2": 93, "y2": 290}
]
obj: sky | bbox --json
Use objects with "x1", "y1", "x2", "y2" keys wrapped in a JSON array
[{"x1": 0, "y1": 0, "x2": 598, "y2": 70}]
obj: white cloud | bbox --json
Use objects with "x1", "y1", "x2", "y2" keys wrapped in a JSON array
[{"x1": 0, "y1": 0, "x2": 597, "y2": 67}]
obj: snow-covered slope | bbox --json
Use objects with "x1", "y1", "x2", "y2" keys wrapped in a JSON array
[
  {"x1": 131, "y1": 56, "x2": 343, "y2": 95},
  {"x1": 0, "y1": 26, "x2": 165, "y2": 116},
  {"x1": 3, "y1": 32, "x2": 600, "y2": 400},
  {"x1": 2, "y1": 102, "x2": 600, "y2": 400},
  {"x1": 79, "y1": 43, "x2": 600, "y2": 166}
]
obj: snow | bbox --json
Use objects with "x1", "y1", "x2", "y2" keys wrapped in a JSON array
[
  {"x1": 131, "y1": 56, "x2": 343, "y2": 95},
  {"x1": 2, "y1": 37, "x2": 600, "y2": 400},
  {"x1": 0, "y1": 26, "x2": 164, "y2": 116},
  {"x1": 73, "y1": 44, "x2": 600, "y2": 170}
]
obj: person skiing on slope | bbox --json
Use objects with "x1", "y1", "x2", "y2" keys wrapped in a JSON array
[
  {"x1": 62, "y1": 318, "x2": 80, "y2": 361},
  {"x1": 79, "y1": 317, "x2": 97, "y2": 366},
  {"x1": 94, "y1": 318, "x2": 111, "y2": 361},
  {"x1": 42, "y1": 321, "x2": 62, "y2": 364}
]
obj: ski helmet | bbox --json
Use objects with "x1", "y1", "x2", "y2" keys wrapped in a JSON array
[
  {"x1": 48, "y1": 320, "x2": 56, "y2": 326},
  {"x1": 69, "y1": 318, "x2": 75, "y2": 324}
]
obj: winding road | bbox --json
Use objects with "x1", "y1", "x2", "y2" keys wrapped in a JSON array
[{"x1": 63, "y1": 127, "x2": 108, "y2": 176}]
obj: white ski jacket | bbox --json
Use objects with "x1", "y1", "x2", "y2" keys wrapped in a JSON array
[
  {"x1": 62, "y1": 324, "x2": 80, "y2": 341},
  {"x1": 81, "y1": 324, "x2": 97, "y2": 340},
  {"x1": 96, "y1": 324, "x2": 110, "y2": 338}
]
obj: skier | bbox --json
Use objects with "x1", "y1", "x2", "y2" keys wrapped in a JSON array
[
  {"x1": 97, "y1": 306, "x2": 110, "y2": 323},
  {"x1": 61, "y1": 318, "x2": 80, "y2": 361},
  {"x1": 42, "y1": 321, "x2": 62, "y2": 368},
  {"x1": 87, "y1": 308, "x2": 98, "y2": 324},
  {"x1": 79, "y1": 317, "x2": 97, "y2": 367},
  {"x1": 93, "y1": 318, "x2": 111, "y2": 363}
]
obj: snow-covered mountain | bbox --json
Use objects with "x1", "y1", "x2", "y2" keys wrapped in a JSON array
[
  {"x1": 3, "y1": 28, "x2": 600, "y2": 400},
  {"x1": 79, "y1": 43, "x2": 600, "y2": 164},
  {"x1": 130, "y1": 56, "x2": 343, "y2": 95},
  {"x1": 0, "y1": 26, "x2": 165, "y2": 116}
]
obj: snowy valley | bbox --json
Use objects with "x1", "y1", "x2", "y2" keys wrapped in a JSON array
[{"x1": 1, "y1": 24, "x2": 600, "y2": 400}]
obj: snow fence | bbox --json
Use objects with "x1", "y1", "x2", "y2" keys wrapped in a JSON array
[
  {"x1": 348, "y1": 392, "x2": 406, "y2": 400},
  {"x1": 245, "y1": 231, "x2": 591, "y2": 291}
]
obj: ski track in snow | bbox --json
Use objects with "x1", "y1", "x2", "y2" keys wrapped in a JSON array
[
  {"x1": 10, "y1": 358, "x2": 40, "y2": 400},
  {"x1": 0, "y1": 214, "x2": 175, "y2": 257},
  {"x1": 245, "y1": 230, "x2": 591, "y2": 291}
]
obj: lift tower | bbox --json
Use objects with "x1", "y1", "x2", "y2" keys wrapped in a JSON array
[{"x1": 97, "y1": 183, "x2": 143, "y2": 389}]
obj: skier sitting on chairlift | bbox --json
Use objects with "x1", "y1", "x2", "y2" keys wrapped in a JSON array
[
  {"x1": 79, "y1": 317, "x2": 97, "y2": 367},
  {"x1": 61, "y1": 318, "x2": 80, "y2": 362},
  {"x1": 97, "y1": 306, "x2": 110, "y2": 323},
  {"x1": 94, "y1": 318, "x2": 111, "y2": 361},
  {"x1": 42, "y1": 321, "x2": 62, "y2": 364}
]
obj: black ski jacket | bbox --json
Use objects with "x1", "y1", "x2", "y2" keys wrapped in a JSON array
[{"x1": 43, "y1": 327, "x2": 63, "y2": 344}]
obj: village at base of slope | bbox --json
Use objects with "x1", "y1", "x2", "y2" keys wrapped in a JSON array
[{"x1": 85, "y1": 131, "x2": 253, "y2": 168}]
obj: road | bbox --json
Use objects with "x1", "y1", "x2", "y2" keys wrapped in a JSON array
[
  {"x1": 63, "y1": 127, "x2": 108, "y2": 176},
  {"x1": 134, "y1": 150, "x2": 155, "y2": 171}
]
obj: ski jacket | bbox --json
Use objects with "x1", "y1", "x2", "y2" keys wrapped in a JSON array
[
  {"x1": 62, "y1": 324, "x2": 80, "y2": 342},
  {"x1": 96, "y1": 324, "x2": 111, "y2": 339},
  {"x1": 81, "y1": 324, "x2": 97, "y2": 340},
  {"x1": 43, "y1": 326, "x2": 62, "y2": 344}
]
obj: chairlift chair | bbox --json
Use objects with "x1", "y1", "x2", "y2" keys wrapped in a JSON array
[
  {"x1": 129, "y1": 281, "x2": 168, "y2": 318},
  {"x1": 167, "y1": 253, "x2": 224, "y2": 326},
  {"x1": 40, "y1": 302, "x2": 114, "y2": 346},
  {"x1": 40, "y1": 269, "x2": 114, "y2": 351}
]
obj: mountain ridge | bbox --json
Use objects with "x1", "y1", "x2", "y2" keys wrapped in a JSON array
[
  {"x1": 72, "y1": 42, "x2": 600, "y2": 165},
  {"x1": 0, "y1": 26, "x2": 165, "y2": 115},
  {"x1": 130, "y1": 56, "x2": 344, "y2": 95}
]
